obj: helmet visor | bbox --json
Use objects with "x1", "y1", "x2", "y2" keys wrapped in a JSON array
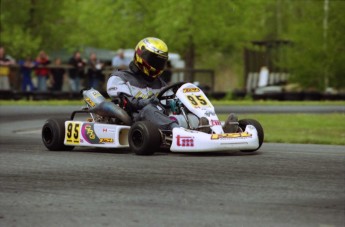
[{"x1": 141, "y1": 51, "x2": 167, "y2": 71}]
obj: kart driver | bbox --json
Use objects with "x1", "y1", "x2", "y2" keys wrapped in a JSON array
[
  {"x1": 107, "y1": 37, "x2": 180, "y2": 130},
  {"x1": 107, "y1": 37, "x2": 238, "y2": 132}
]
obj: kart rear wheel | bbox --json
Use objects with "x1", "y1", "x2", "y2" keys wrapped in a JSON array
[
  {"x1": 239, "y1": 119, "x2": 264, "y2": 152},
  {"x1": 129, "y1": 121, "x2": 161, "y2": 155},
  {"x1": 42, "y1": 118, "x2": 74, "y2": 151}
]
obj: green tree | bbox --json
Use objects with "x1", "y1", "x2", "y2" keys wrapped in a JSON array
[
  {"x1": 2, "y1": 0, "x2": 343, "y2": 91},
  {"x1": 57, "y1": 0, "x2": 272, "y2": 65},
  {"x1": 150, "y1": 0, "x2": 272, "y2": 83},
  {"x1": 1, "y1": 0, "x2": 271, "y2": 66},
  {"x1": 283, "y1": 0, "x2": 345, "y2": 90},
  {"x1": 0, "y1": 0, "x2": 67, "y2": 58}
]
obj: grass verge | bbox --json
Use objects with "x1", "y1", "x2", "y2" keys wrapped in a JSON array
[
  {"x1": 219, "y1": 113, "x2": 345, "y2": 145},
  {"x1": 211, "y1": 100, "x2": 345, "y2": 106}
]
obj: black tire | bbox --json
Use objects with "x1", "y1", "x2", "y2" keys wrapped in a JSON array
[
  {"x1": 42, "y1": 118, "x2": 74, "y2": 151},
  {"x1": 239, "y1": 119, "x2": 264, "y2": 152},
  {"x1": 129, "y1": 121, "x2": 161, "y2": 155}
]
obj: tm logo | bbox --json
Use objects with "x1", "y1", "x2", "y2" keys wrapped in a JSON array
[
  {"x1": 211, "y1": 120, "x2": 221, "y2": 126},
  {"x1": 176, "y1": 135, "x2": 194, "y2": 147}
]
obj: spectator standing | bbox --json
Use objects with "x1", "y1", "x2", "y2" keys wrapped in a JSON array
[
  {"x1": 50, "y1": 58, "x2": 65, "y2": 91},
  {"x1": 87, "y1": 52, "x2": 104, "y2": 90},
  {"x1": 18, "y1": 57, "x2": 36, "y2": 91},
  {"x1": 0, "y1": 46, "x2": 15, "y2": 90},
  {"x1": 68, "y1": 51, "x2": 85, "y2": 92},
  {"x1": 35, "y1": 50, "x2": 51, "y2": 91},
  {"x1": 112, "y1": 49, "x2": 130, "y2": 70}
]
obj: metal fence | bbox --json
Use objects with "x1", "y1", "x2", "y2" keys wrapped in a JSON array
[
  {"x1": 244, "y1": 40, "x2": 291, "y2": 93},
  {"x1": 0, "y1": 65, "x2": 216, "y2": 100}
]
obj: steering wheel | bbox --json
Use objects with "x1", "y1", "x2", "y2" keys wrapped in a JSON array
[{"x1": 157, "y1": 82, "x2": 185, "y2": 107}]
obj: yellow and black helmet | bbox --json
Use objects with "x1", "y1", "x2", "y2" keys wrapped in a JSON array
[{"x1": 133, "y1": 37, "x2": 168, "y2": 79}]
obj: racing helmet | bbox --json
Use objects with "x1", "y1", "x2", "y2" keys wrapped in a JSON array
[{"x1": 133, "y1": 37, "x2": 168, "y2": 79}]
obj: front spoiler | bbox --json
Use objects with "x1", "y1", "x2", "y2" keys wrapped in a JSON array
[{"x1": 170, "y1": 125, "x2": 259, "y2": 152}]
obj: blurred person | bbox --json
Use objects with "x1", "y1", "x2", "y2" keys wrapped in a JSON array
[
  {"x1": 87, "y1": 52, "x2": 104, "y2": 90},
  {"x1": 112, "y1": 49, "x2": 130, "y2": 70},
  {"x1": 50, "y1": 58, "x2": 65, "y2": 91},
  {"x1": 35, "y1": 50, "x2": 51, "y2": 91},
  {"x1": 0, "y1": 46, "x2": 15, "y2": 90},
  {"x1": 160, "y1": 60, "x2": 173, "y2": 84},
  {"x1": 18, "y1": 57, "x2": 36, "y2": 91},
  {"x1": 68, "y1": 51, "x2": 85, "y2": 92}
]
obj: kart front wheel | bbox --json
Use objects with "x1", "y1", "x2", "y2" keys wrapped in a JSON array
[
  {"x1": 239, "y1": 119, "x2": 264, "y2": 152},
  {"x1": 42, "y1": 118, "x2": 74, "y2": 151},
  {"x1": 129, "y1": 121, "x2": 161, "y2": 155}
]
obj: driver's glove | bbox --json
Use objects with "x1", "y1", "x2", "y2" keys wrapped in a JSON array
[
  {"x1": 147, "y1": 95, "x2": 159, "y2": 105},
  {"x1": 122, "y1": 94, "x2": 159, "y2": 110},
  {"x1": 137, "y1": 95, "x2": 159, "y2": 107}
]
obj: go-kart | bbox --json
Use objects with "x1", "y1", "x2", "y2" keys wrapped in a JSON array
[{"x1": 42, "y1": 82, "x2": 264, "y2": 155}]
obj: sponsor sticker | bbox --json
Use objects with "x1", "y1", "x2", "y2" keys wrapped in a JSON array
[
  {"x1": 85, "y1": 97, "x2": 95, "y2": 107},
  {"x1": 211, "y1": 120, "x2": 221, "y2": 126},
  {"x1": 211, "y1": 132, "x2": 252, "y2": 140},
  {"x1": 102, "y1": 128, "x2": 116, "y2": 133},
  {"x1": 176, "y1": 135, "x2": 194, "y2": 147},
  {"x1": 82, "y1": 123, "x2": 100, "y2": 144},
  {"x1": 92, "y1": 91, "x2": 102, "y2": 98},
  {"x1": 205, "y1": 111, "x2": 216, "y2": 117},
  {"x1": 183, "y1": 88, "x2": 200, "y2": 93},
  {"x1": 99, "y1": 138, "x2": 114, "y2": 143}
]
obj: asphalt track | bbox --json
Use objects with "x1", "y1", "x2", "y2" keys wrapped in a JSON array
[{"x1": 0, "y1": 106, "x2": 344, "y2": 227}]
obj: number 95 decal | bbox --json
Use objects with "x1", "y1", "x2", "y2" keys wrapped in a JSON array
[
  {"x1": 186, "y1": 95, "x2": 210, "y2": 107},
  {"x1": 65, "y1": 122, "x2": 80, "y2": 144}
]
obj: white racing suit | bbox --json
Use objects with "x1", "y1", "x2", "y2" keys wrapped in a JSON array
[{"x1": 107, "y1": 63, "x2": 178, "y2": 130}]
